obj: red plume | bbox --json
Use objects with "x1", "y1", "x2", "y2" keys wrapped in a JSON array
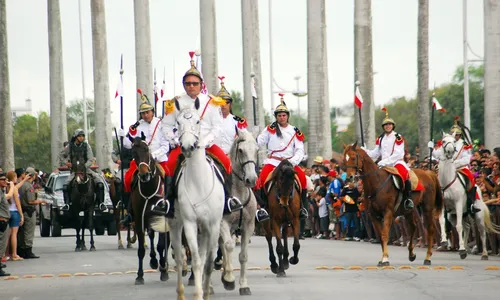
[
  {"x1": 278, "y1": 93, "x2": 284, "y2": 97},
  {"x1": 381, "y1": 107, "x2": 387, "y2": 112},
  {"x1": 454, "y1": 116, "x2": 460, "y2": 120},
  {"x1": 137, "y1": 88, "x2": 143, "y2": 95},
  {"x1": 218, "y1": 76, "x2": 225, "y2": 82},
  {"x1": 189, "y1": 51, "x2": 195, "y2": 59}
]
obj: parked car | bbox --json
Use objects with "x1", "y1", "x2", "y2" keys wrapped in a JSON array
[{"x1": 38, "y1": 169, "x2": 117, "y2": 237}]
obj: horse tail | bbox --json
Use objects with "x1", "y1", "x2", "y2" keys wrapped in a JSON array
[
  {"x1": 481, "y1": 207, "x2": 500, "y2": 234},
  {"x1": 432, "y1": 172, "x2": 444, "y2": 218}
]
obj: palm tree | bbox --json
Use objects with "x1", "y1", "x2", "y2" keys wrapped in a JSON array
[
  {"x1": 90, "y1": 0, "x2": 113, "y2": 169},
  {"x1": 354, "y1": 0, "x2": 375, "y2": 147},
  {"x1": 307, "y1": 0, "x2": 332, "y2": 160},
  {"x1": 484, "y1": 0, "x2": 500, "y2": 150},
  {"x1": 133, "y1": 0, "x2": 153, "y2": 113},
  {"x1": 417, "y1": 0, "x2": 430, "y2": 158},
  {"x1": 200, "y1": 0, "x2": 218, "y2": 95},
  {"x1": 48, "y1": 0, "x2": 68, "y2": 169},
  {"x1": 0, "y1": 0, "x2": 15, "y2": 170}
]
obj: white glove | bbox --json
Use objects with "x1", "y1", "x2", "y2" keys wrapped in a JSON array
[
  {"x1": 377, "y1": 161, "x2": 386, "y2": 168},
  {"x1": 201, "y1": 133, "x2": 215, "y2": 147},
  {"x1": 427, "y1": 141, "x2": 434, "y2": 149},
  {"x1": 117, "y1": 128, "x2": 126, "y2": 137},
  {"x1": 151, "y1": 149, "x2": 163, "y2": 160}
]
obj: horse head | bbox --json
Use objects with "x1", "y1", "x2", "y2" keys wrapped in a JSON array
[
  {"x1": 72, "y1": 153, "x2": 88, "y2": 185},
  {"x1": 175, "y1": 98, "x2": 201, "y2": 158},
  {"x1": 441, "y1": 132, "x2": 456, "y2": 160},
  {"x1": 341, "y1": 142, "x2": 365, "y2": 181},
  {"x1": 272, "y1": 160, "x2": 296, "y2": 207},
  {"x1": 128, "y1": 132, "x2": 156, "y2": 183},
  {"x1": 230, "y1": 130, "x2": 259, "y2": 187}
]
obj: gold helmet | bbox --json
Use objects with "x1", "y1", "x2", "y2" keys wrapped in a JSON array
[
  {"x1": 381, "y1": 107, "x2": 396, "y2": 128},
  {"x1": 137, "y1": 89, "x2": 154, "y2": 113},
  {"x1": 450, "y1": 116, "x2": 462, "y2": 135},
  {"x1": 183, "y1": 51, "x2": 203, "y2": 82},
  {"x1": 216, "y1": 76, "x2": 232, "y2": 101},
  {"x1": 274, "y1": 93, "x2": 290, "y2": 117}
]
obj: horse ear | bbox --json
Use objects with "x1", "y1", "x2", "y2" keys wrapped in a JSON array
[
  {"x1": 175, "y1": 98, "x2": 180, "y2": 111},
  {"x1": 442, "y1": 131, "x2": 446, "y2": 138},
  {"x1": 140, "y1": 131, "x2": 146, "y2": 141},
  {"x1": 353, "y1": 141, "x2": 358, "y2": 149},
  {"x1": 194, "y1": 97, "x2": 200, "y2": 110},
  {"x1": 343, "y1": 143, "x2": 347, "y2": 150}
]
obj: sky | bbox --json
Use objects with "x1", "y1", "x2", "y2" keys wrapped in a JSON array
[{"x1": 6, "y1": 0, "x2": 485, "y2": 129}]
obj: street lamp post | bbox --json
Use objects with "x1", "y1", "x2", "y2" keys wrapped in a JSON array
[{"x1": 292, "y1": 76, "x2": 307, "y2": 129}]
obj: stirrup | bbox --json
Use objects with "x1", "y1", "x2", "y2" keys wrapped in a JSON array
[
  {"x1": 98, "y1": 203, "x2": 107, "y2": 211},
  {"x1": 61, "y1": 204, "x2": 70, "y2": 211},
  {"x1": 151, "y1": 199, "x2": 170, "y2": 216},
  {"x1": 227, "y1": 197, "x2": 243, "y2": 213},
  {"x1": 300, "y1": 207, "x2": 309, "y2": 219},
  {"x1": 470, "y1": 204, "x2": 481, "y2": 214},
  {"x1": 404, "y1": 199, "x2": 414, "y2": 210},
  {"x1": 255, "y1": 208, "x2": 270, "y2": 223}
]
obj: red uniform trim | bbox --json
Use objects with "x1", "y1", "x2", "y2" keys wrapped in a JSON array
[
  {"x1": 255, "y1": 163, "x2": 306, "y2": 190},
  {"x1": 164, "y1": 144, "x2": 232, "y2": 177},
  {"x1": 124, "y1": 160, "x2": 168, "y2": 192}
]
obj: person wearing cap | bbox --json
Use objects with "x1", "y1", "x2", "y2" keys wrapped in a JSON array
[
  {"x1": 429, "y1": 116, "x2": 479, "y2": 214},
  {"x1": 59, "y1": 128, "x2": 106, "y2": 211},
  {"x1": 255, "y1": 93, "x2": 309, "y2": 222},
  {"x1": 118, "y1": 89, "x2": 170, "y2": 225},
  {"x1": 362, "y1": 108, "x2": 414, "y2": 210},
  {"x1": 0, "y1": 171, "x2": 15, "y2": 275},
  {"x1": 17, "y1": 167, "x2": 46, "y2": 259},
  {"x1": 160, "y1": 53, "x2": 243, "y2": 218}
]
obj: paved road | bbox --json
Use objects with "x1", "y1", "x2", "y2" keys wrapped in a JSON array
[{"x1": 2, "y1": 228, "x2": 500, "y2": 300}]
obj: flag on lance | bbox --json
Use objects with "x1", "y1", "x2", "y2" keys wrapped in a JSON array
[
  {"x1": 114, "y1": 81, "x2": 124, "y2": 99},
  {"x1": 354, "y1": 84, "x2": 363, "y2": 109},
  {"x1": 432, "y1": 96, "x2": 446, "y2": 112}
]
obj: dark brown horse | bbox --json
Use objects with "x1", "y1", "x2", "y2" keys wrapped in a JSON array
[
  {"x1": 102, "y1": 168, "x2": 137, "y2": 249},
  {"x1": 342, "y1": 142, "x2": 443, "y2": 266},
  {"x1": 263, "y1": 159, "x2": 301, "y2": 277}
]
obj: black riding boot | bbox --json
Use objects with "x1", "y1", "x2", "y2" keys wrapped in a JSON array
[
  {"x1": 120, "y1": 197, "x2": 133, "y2": 226},
  {"x1": 254, "y1": 188, "x2": 270, "y2": 223},
  {"x1": 222, "y1": 172, "x2": 243, "y2": 215},
  {"x1": 151, "y1": 176, "x2": 174, "y2": 218},
  {"x1": 403, "y1": 179, "x2": 414, "y2": 210},
  {"x1": 0, "y1": 264, "x2": 10, "y2": 277},
  {"x1": 299, "y1": 189, "x2": 309, "y2": 220},
  {"x1": 467, "y1": 186, "x2": 481, "y2": 215},
  {"x1": 95, "y1": 182, "x2": 107, "y2": 211},
  {"x1": 62, "y1": 184, "x2": 71, "y2": 211}
]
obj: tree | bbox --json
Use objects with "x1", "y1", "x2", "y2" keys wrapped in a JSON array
[
  {"x1": 13, "y1": 113, "x2": 51, "y2": 171},
  {"x1": 66, "y1": 99, "x2": 96, "y2": 150}
]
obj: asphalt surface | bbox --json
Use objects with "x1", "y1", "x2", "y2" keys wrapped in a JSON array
[{"x1": 2, "y1": 228, "x2": 500, "y2": 300}]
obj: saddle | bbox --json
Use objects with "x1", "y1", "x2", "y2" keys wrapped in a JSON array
[
  {"x1": 456, "y1": 170, "x2": 473, "y2": 191},
  {"x1": 263, "y1": 169, "x2": 303, "y2": 194},
  {"x1": 382, "y1": 167, "x2": 424, "y2": 192},
  {"x1": 173, "y1": 154, "x2": 225, "y2": 190}
]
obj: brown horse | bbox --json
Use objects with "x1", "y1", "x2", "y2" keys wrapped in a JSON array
[
  {"x1": 263, "y1": 159, "x2": 301, "y2": 277},
  {"x1": 102, "y1": 168, "x2": 137, "y2": 249},
  {"x1": 342, "y1": 142, "x2": 443, "y2": 266}
]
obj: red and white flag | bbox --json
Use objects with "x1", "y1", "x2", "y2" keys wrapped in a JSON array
[
  {"x1": 432, "y1": 96, "x2": 446, "y2": 112},
  {"x1": 354, "y1": 85, "x2": 363, "y2": 109},
  {"x1": 114, "y1": 81, "x2": 124, "y2": 99},
  {"x1": 161, "y1": 81, "x2": 166, "y2": 100}
]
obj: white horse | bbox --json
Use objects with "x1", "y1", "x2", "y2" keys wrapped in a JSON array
[
  {"x1": 437, "y1": 132, "x2": 500, "y2": 260},
  {"x1": 217, "y1": 130, "x2": 258, "y2": 296},
  {"x1": 167, "y1": 100, "x2": 224, "y2": 300}
]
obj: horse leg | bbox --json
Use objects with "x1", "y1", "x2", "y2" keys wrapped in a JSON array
[
  {"x1": 203, "y1": 224, "x2": 220, "y2": 299},
  {"x1": 437, "y1": 209, "x2": 448, "y2": 250},
  {"x1": 184, "y1": 222, "x2": 203, "y2": 300},
  {"x1": 238, "y1": 218, "x2": 255, "y2": 296},
  {"x1": 476, "y1": 211, "x2": 489, "y2": 260},
  {"x1": 116, "y1": 205, "x2": 124, "y2": 250},
  {"x1": 423, "y1": 206, "x2": 436, "y2": 265},
  {"x1": 264, "y1": 221, "x2": 278, "y2": 274},
  {"x1": 373, "y1": 210, "x2": 393, "y2": 267},
  {"x1": 406, "y1": 212, "x2": 417, "y2": 262},
  {"x1": 81, "y1": 212, "x2": 87, "y2": 251},
  {"x1": 170, "y1": 223, "x2": 186, "y2": 300},
  {"x1": 272, "y1": 221, "x2": 286, "y2": 277},
  {"x1": 135, "y1": 230, "x2": 146, "y2": 285},
  {"x1": 158, "y1": 232, "x2": 169, "y2": 281},
  {"x1": 219, "y1": 221, "x2": 235, "y2": 291},
  {"x1": 289, "y1": 217, "x2": 301, "y2": 266},
  {"x1": 281, "y1": 224, "x2": 290, "y2": 270},
  {"x1": 89, "y1": 208, "x2": 96, "y2": 251},
  {"x1": 213, "y1": 239, "x2": 223, "y2": 270},
  {"x1": 454, "y1": 205, "x2": 468, "y2": 259},
  {"x1": 75, "y1": 217, "x2": 81, "y2": 252},
  {"x1": 149, "y1": 230, "x2": 158, "y2": 270}
]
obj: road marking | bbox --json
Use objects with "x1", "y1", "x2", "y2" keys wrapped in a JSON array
[
  {"x1": 91, "y1": 273, "x2": 106, "y2": 276},
  {"x1": 314, "y1": 266, "x2": 329, "y2": 270},
  {"x1": 125, "y1": 270, "x2": 136, "y2": 274},
  {"x1": 485, "y1": 266, "x2": 499, "y2": 270},
  {"x1": 450, "y1": 266, "x2": 465, "y2": 270},
  {"x1": 398, "y1": 266, "x2": 412, "y2": 270},
  {"x1": 74, "y1": 273, "x2": 89, "y2": 276},
  {"x1": 109, "y1": 272, "x2": 123, "y2": 275},
  {"x1": 382, "y1": 266, "x2": 395, "y2": 270},
  {"x1": 58, "y1": 273, "x2": 72, "y2": 277},
  {"x1": 416, "y1": 266, "x2": 430, "y2": 270},
  {"x1": 143, "y1": 269, "x2": 157, "y2": 273},
  {"x1": 433, "y1": 266, "x2": 447, "y2": 270},
  {"x1": 347, "y1": 266, "x2": 363, "y2": 270},
  {"x1": 41, "y1": 274, "x2": 54, "y2": 278},
  {"x1": 247, "y1": 267, "x2": 261, "y2": 270},
  {"x1": 331, "y1": 266, "x2": 345, "y2": 270},
  {"x1": 4, "y1": 276, "x2": 19, "y2": 280},
  {"x1": 22, "y1": 275, "x2": 36, "y2": 279},
  {"x1": 365, "y1": 266, "x2": 379, "y2": 270}
]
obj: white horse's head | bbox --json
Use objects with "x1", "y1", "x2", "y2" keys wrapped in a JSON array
[
  {"x1": 175, "y1": 98, "x2": 201, "y2": 158},
  {"x1": 229, "y1": 130, "x2": 259, "y2": 187},
  {"x1": 441, "y1": 132, "x2": 457, "y2": 160}
]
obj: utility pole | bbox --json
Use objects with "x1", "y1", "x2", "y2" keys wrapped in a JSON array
[
  {"x1": 78, "y1": 0, "x2": 88, "y2": 141},
  {"x1": 463, "y1": 0, "x2": 470, "y2": 129}
]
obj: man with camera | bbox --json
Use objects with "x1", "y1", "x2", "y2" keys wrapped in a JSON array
[{"x1": 18, "y1": 167, "x2": 46, "y2": 259}]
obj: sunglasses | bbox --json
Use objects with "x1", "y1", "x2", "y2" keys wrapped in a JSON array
[
  {"x1": 0, "y1": 178, "x2": 6, "y2": 181},
  {"x1": 471, "y1": 164, "x2": 478, "y2": 167},
  {"x1": 184, "y1": 82, "x2": 200, "y2": 87}
]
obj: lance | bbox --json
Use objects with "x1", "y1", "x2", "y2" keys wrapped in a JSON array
[
  {"x1": 118, "y1": 54, "x2": 125, "y2": 220},
  {"x1": 154, "y1": 68, "x2": 158, "y2": 117},
  {"x1": 429, "y1": 91, "x2": 436, "y2": 170},
  {"x1": 162, "y1": 66, "x2": 166, "y2": 118},
  {"x1": 355, "y1": 81, "x2": 365, "y2": 146}
]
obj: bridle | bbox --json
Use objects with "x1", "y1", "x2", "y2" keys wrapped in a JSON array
[
  {"x1": 177, "y1": 110, "x2": 200, "y2": 150},
  {"x1": 342, "y1": 150, "x2": 379, "y2": 180},
  {"x1": 231, "y1": 138, "x2": 257, "y2": 182},
  {"x1": 136, "y1": 140, "x2": 157, "y2": 181},
  {"x1": 442, "y1": 138, "x2": 456, "y2": 160}
]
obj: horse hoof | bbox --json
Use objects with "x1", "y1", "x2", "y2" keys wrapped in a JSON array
[
  {"x1": 89, "y1": 247, "x2": 96, "y2": 252},
  {"x1": 214, "y1": 261, "x2": 222, "y2": 271},
  {"x1": 239, "y1": 287, "x2": 252, "y2": 296},
  {"x1": 270, "y1": 265, "x2": 278, "y2": 274},
  {"x1": 459, "y1": 250, "x2": 467, "y2": 259},
  {"x1": 188, "y1": 278, "x2": 195, "y2": 286},
  {"x1": 75, "y1": 247, "x2": 81, "y2": 252},
  {"x1": 182, "y1": 269, "x2": 188, "y2": 277},
  {"x1": 81, "y1": 245, "x2": 87, "y2": 251},
  {"x1": 423, "y1": 259, "x2": 431, "y2": 266},
  {"x1": 221, "y1": 275, "x2": 236, "y2": 291},
  {"x1": 283, "y1": 262, "x2": 289, "y2": 270},
  {"x1": 377, "y1": 261, "x2": 390, "y2": 267},
  {"x1": 409, "y1": 254, "x2": 416, "y2": 262},
  {"x1": 481, "y1": 255, "x2": 488, "y2": 261},
  {"x1": 135, "y1": 277, "x2": 144, "y2": 285},
  {"x1": 127, "y1": 243, "x2": 133, "y2": 249},
  {"x1": 289, "y1": 257, "x2": 299, "y2": 265},
  {"x1": 118, "y1": 244, "x2": 125, "y2": 250},
  {"x1": 150, "y1": 259, "x2": 159, "y2": 270},
  {"x1": 276, "y1": 271, "x2": 286, "y2": 278},
  {"x1": 160, "y1": 270, "x2": 169, "y2": 282}
]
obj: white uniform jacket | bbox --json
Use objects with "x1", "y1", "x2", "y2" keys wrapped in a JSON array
[
  {"x1": 161, "y1": 93, "x2": 223, "y2": 148},
  {"x1": 365, "y1": 131, "x2": 408, "y2": 169},
  {"x1": 218, "y1": 113, "x2": 248, "y2": 154},
  {"x1": 123, "y1": 117, "x2": 170, "y2": 162},
  {"x1": 432, "y1": 138, "x2": 472, "y2": 169},
  {"x1": 257, "y1": 123, "x2": 305, "y2": 167}
]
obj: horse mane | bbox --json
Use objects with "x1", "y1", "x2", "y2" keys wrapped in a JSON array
[
  {"x1": 273, "y1": 160, "x2": 296, "y2": 195},
  {"x1": 228, "y1": 130, "x2": 252, "y2": 159}
]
